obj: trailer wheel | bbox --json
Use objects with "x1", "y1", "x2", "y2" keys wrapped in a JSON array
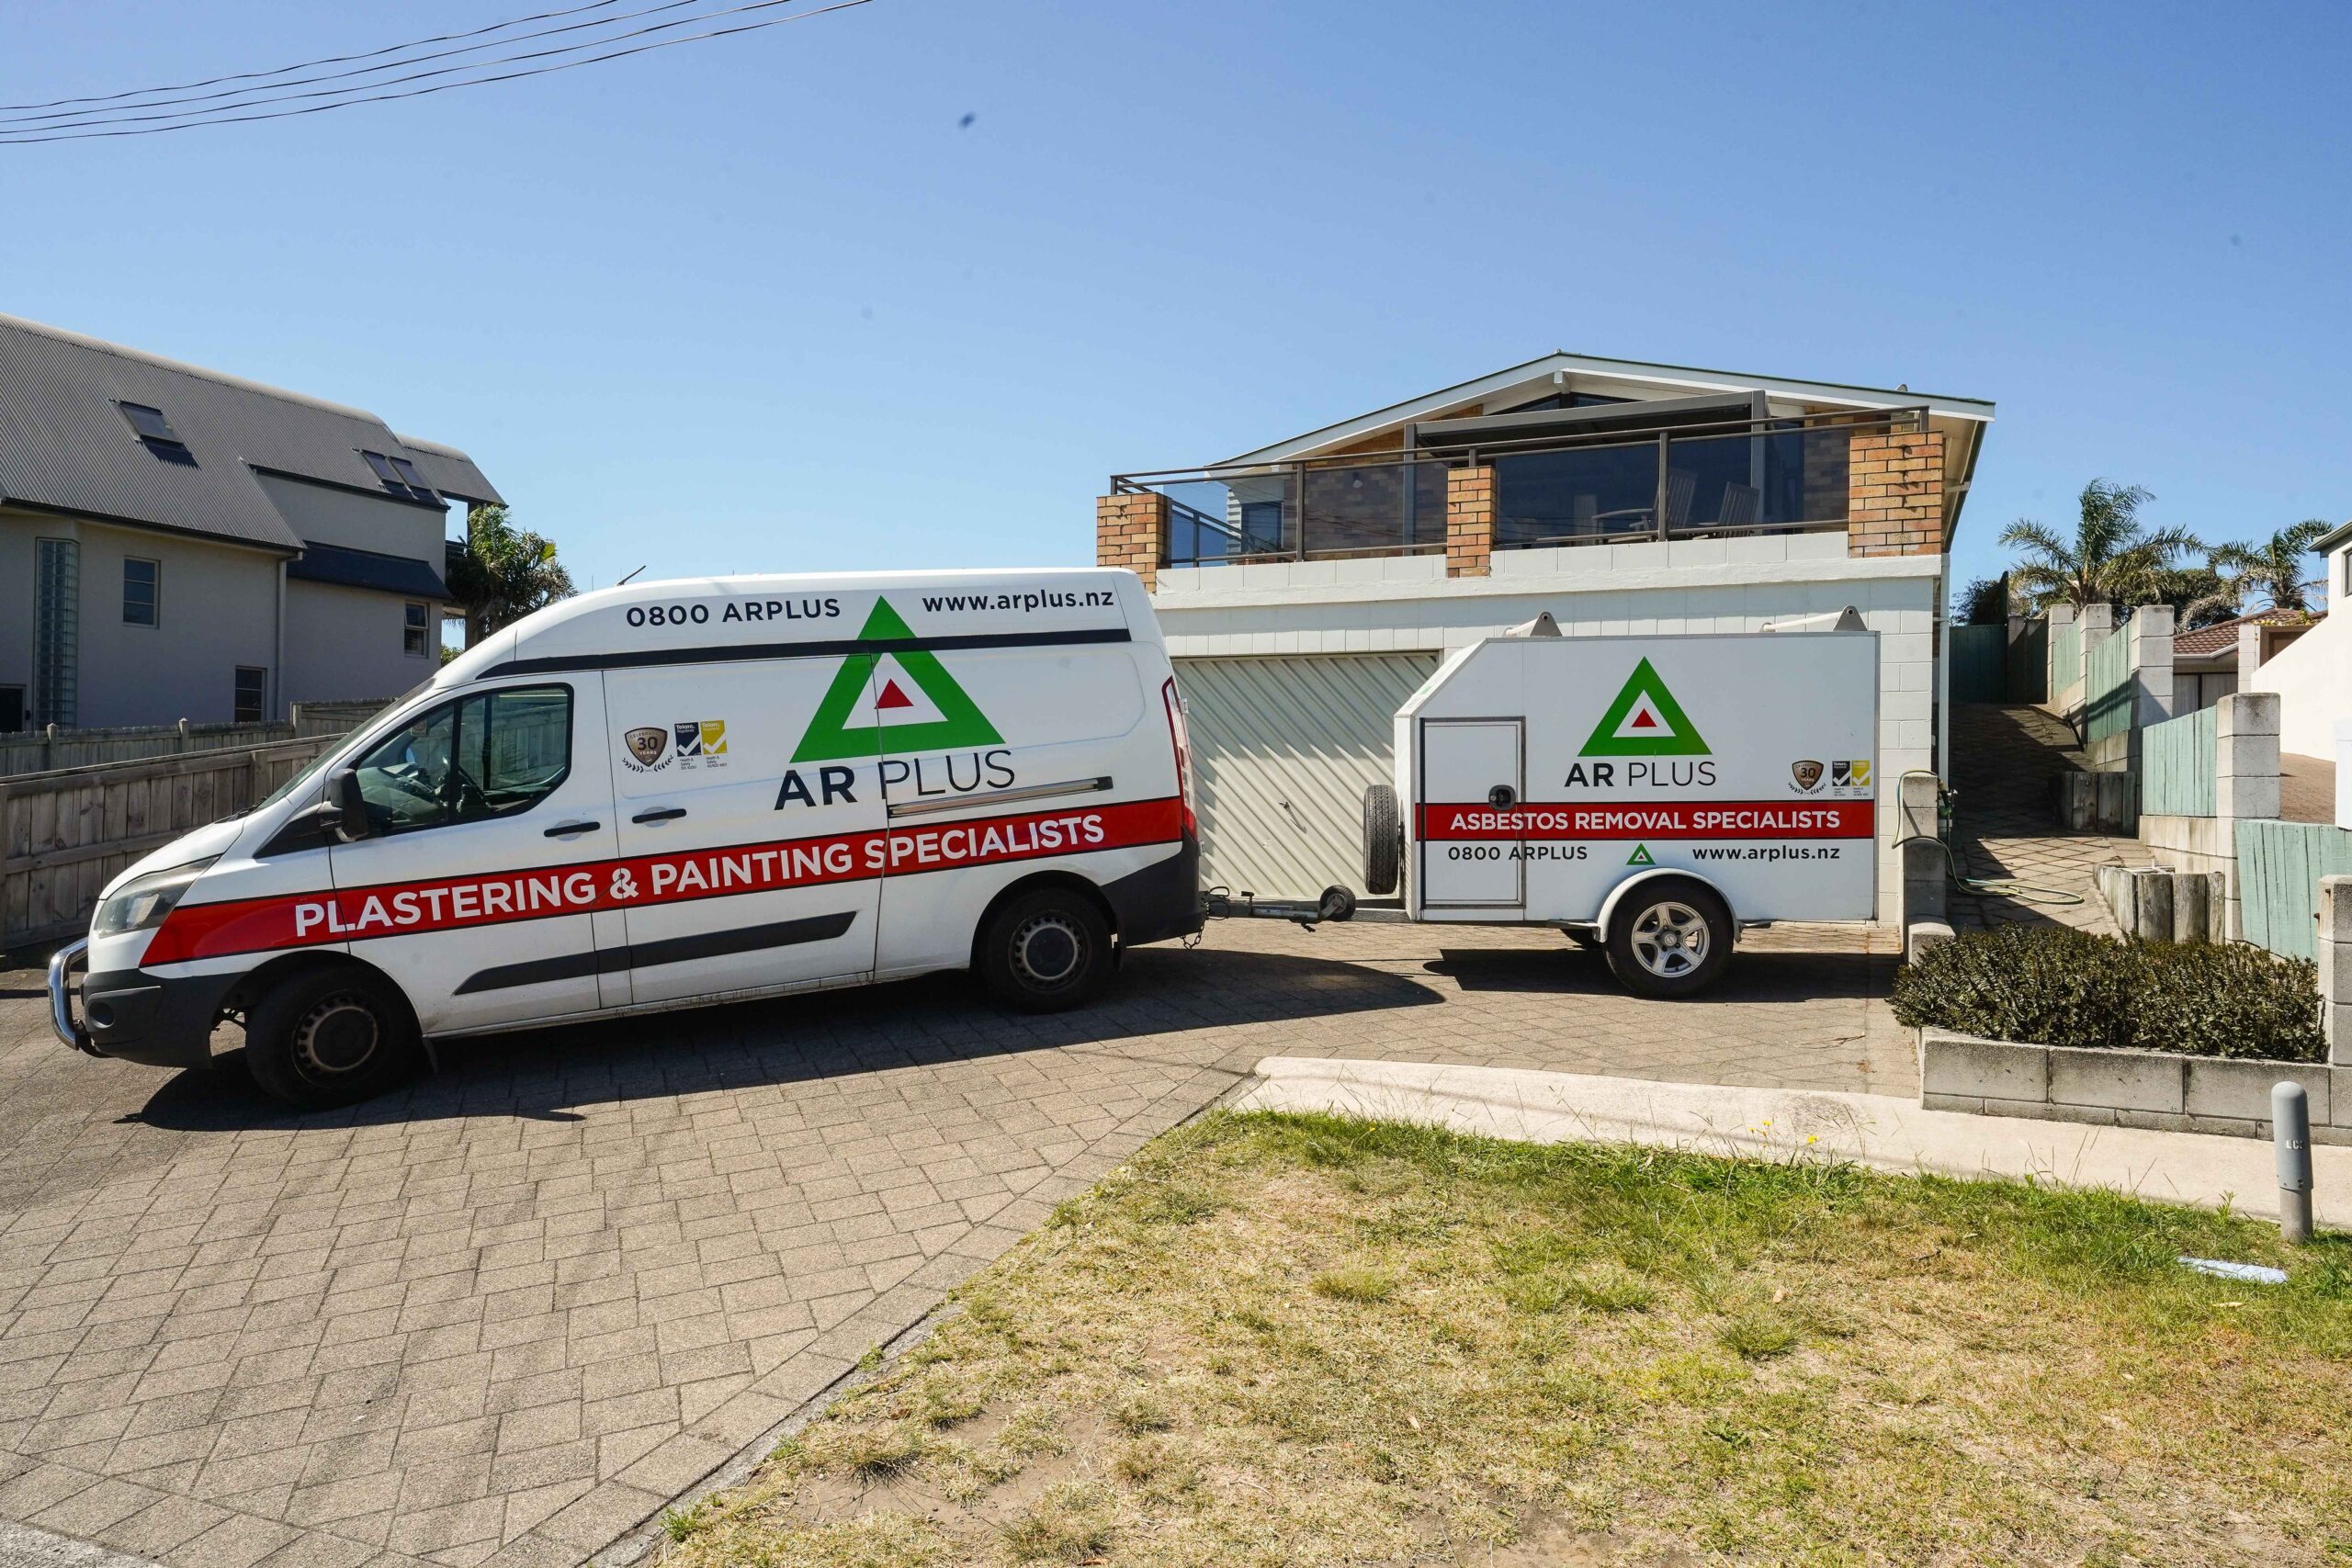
[
  {"x1": 1604, "y1": 878, "x2": 1732, "y2": 998},
  {"x1": 978, "y1": 887, "x2": 1114, "y2": 1013},
  {"x1": 244, "y1": 965, "x2": 422, "y2": 1110},
  {"x1": 1362, "y1": 784, "x2": 1401, "y2": 896}
]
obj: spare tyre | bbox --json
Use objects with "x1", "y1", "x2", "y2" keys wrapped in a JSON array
[{"x1": 1362, "y1": 784, "x2": 1401, "y2": 895}]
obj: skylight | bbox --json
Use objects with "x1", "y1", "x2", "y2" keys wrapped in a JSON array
[{"x1": 117, "y1": 400, "x2": 196, "y2": 465}]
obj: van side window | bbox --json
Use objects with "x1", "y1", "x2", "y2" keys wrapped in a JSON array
[{"x1": 353, "y1": 686, "x2": 571, "y2": 835}]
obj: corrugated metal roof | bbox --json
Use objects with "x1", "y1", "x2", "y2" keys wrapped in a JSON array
[
  {"x1": 287, "y1": 541, "x2": 450, "y2": 599},
  {"x1": 0, "y1": 311, "x2": 501, "y2": 551},
  {"x1": 395, "y1": 434, "x2": 505, "y2": 506}
]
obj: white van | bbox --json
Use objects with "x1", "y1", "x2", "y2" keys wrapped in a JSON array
[
  {"x1": 1363, "y1": 617, "x2": 1880, "y2": 997},
  {"x1": 50, "y1": 569, "x2": 1200, "y2": 1108}
]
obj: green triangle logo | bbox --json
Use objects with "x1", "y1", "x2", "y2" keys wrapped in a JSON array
[
  {"x1": 1626, "y1": 844, "x2": 1656, "y2": 867},
  {"x1": 792, "y1": 598, "x2": 1004, "y2": 761},
  {"x1": 1580, "y1": 658, "x2": 1709, "y2": 756}
]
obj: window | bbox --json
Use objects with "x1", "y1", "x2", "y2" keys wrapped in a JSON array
[
  {"x1": 117, "y1": 402, "x2": 195, "y2": 465},
  {"x1": 233, "y1": 666, "x2": 266, "y2": 723},
  {"x1": 404, "y1": 601, "x2": 429, "y2": 656},
  {"x1": 351, "y1": 686, "x2": 571, "y2": 834},
  {"x1": 0, "y1": 687, "x2": 23, "y2": 734},
  {"x1": 361, "y1": 449, "x2": 436, "y2": 502},
  {"x1": 123, "y1": 558, "x2": 159, "y2": 626}
]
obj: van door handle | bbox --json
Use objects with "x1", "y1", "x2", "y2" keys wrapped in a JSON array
[
  {"x1": 632, "y1": 807, "x2": 687, "y2": 825},
  {"x1": 544, "y1": 819, "x2": 601, "y2": 838}
]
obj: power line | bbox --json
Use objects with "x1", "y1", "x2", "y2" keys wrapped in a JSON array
[
  {"x1": 6, "y1": 0, "x2": 805, "y2": 135},
  {"x1": 0, "y1": 0, "x2": 626, "y2": 113},
  {"x1": 0, "y1": 0, "x2": 874, "y2": 144},
  {"x1": 1, "y1": 0, "x2": 710, "y2": 128}
]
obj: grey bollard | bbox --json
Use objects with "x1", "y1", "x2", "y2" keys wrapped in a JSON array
[{"x1": 2276, "y1": 1081, "x2": 2313, "y2": 1245}]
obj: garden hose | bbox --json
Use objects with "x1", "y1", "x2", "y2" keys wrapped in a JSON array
[{"x1": 1894, "y1": 770, "x2": 2086, "y2": 908}]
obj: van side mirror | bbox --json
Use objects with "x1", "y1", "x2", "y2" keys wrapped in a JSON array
[{"x1": 300, "y1": 769, "x2": 371, "y2": 843}]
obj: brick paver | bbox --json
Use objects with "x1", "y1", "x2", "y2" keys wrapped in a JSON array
[
  {"x1": 1943, "y1": 704, "x2": 2145, "y2": 936},
  {"x1": 0, "y1": 915, "x2": 1898, "y2": 1565}
]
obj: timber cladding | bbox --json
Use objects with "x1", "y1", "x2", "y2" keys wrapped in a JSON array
[{"x1": 1, "y1": 739, "x2": 336, "y2": 951}]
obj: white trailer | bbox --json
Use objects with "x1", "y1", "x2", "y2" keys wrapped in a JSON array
[{"x1": 1361, "y1": 615, "x2": 1879, "y2": 997}]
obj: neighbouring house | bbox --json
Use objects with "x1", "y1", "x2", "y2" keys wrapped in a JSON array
[
  {"x1": 0, "y1": 313, "x2": 503, "y2": 731},
  {"x1": 1098, "y1": 351, "x2": 1995, "y2": 917},
  {"x1": 2242, "y1": 517, "x2": 2351, "y2": 760},
  {"x1": 2170, "y1": 608, "x2": 2320, "y2": 715}
]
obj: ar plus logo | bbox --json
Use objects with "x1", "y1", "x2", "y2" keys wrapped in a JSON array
[
  {"x1": 1578, "y1": 658, "x2": 1710, "y2": 757},
  {"x1": 793, "y1": 598, "x2": 1004, "y2": 761}
]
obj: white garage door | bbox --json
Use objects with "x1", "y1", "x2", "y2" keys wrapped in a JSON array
[{"x1": 1172, "y1": 653, "x2": 1440, "y2": 901}]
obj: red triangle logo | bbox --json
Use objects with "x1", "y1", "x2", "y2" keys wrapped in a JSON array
[
  {"x1": 1631, "y1": 708, "x2": 1657, "y2": 728},
  {"x1": 876, "y1": 679, "x2": 913, "y2": 711}
]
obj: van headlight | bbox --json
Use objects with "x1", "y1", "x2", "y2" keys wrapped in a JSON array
[{"x1": 92, "y1": 858, "x2": 218, "y2": 937}]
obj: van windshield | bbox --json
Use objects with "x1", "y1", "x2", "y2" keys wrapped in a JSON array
[{"x1": 250, "y1": 743, "x2": 350, "y2": 815}]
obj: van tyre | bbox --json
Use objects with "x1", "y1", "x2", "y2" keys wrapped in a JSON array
[
  {"x1": 978, "y1": 889, "x2": 1114, "y2": 1012},
  {"x1": 1604, "y1": 878, "x2": 1733, "y2": 998},
  {"x1": 1362, "y1": 784, "x2": 1401, "y2": 897},
  {"x1": 244, "y1": 966, "x2": 421, "y2": 1110}
]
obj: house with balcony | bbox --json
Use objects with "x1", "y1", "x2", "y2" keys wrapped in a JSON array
[
  {"x1": 1096, "y1": 352, "x2": 1996, "y2": 917},
  {"x1": 0, "y1": 312, "x2": 503, "y2": 731}
]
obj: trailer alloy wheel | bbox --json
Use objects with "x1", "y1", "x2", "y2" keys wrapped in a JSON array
[
  {"x1": 245, "y1": 965, "x2": 423, "y2": 1110},
  {"x1": 1362, "y1": 784, "x2": 1401, "y2": 896},
  {"x1": 1604, "y1": 877, "x2": 1732, "y2": 998}
]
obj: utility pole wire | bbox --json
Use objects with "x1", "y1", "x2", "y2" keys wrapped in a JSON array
[
  {"x1": 2, "y1": 0, "x2": 711, "y2": 128},
  {"x1": 5, "y1": 0, "x2": 809, "y2": 135},
  {"x1": 0, "y1": 0, "x2": 874, "y2": 144},
  {"x1": 0, "y1": 0, "x2": 626, "y2": 113}
]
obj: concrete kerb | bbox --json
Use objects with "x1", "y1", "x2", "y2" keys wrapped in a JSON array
[{"x1": 1233, "y1": 1055, "x2": 2352, "y2": 1225}]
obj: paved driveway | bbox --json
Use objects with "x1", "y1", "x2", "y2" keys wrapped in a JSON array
[{"x1": 0, "y1": 918, "x2": 1899, "y2": 1567}]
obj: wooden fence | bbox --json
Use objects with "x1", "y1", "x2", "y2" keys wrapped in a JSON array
[
  {"x1": 2140, "y1": 706, "x2": 2216, "y2": 818},
  {"x1": 2082, "y1": 625, "x2": 2134, "y2": 745},
  {"x1": 2233, "y1": 818, "x2": 2352, "y2": 961},
  {"x1": 2, "y1": 738, "x2": 341, "y2": 952},
  {"x1": 2, "y1": 700, "x2": 389, "y2": 778}
]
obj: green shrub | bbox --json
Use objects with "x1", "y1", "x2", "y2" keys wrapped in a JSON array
[{"x1": 1890, "y1": 925, "x2": 2323, "y2": 1062}]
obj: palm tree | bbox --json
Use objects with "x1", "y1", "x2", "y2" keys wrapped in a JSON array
[
  {"x1": 445, "y1": 503, "x2": 575, "y2": 649},
  {"x1": 1997, "y1": 479, "x2": 2199, "y2": 612},
  {"x1": 2206, "y1": 519, "x2": 2332, "y2": 616}
]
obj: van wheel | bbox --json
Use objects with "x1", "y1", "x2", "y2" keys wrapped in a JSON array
[
  {"x1": 244, "y1": 967, "x2": 421, "y2": 1110},
  {"x1": 1362, "y1": 784, "x2": 1401, "y2": 896},
  {"x1": 978, "y1": 889, "x2": 1114, "y2": 1012},
  {"x1": 1604, "y1": 879, "x2": 1732, "y2": 998}
]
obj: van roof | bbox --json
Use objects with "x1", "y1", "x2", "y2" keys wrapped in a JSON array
[{"x1": 438, "y1": 567, "x2": 1152, "y2": 686}]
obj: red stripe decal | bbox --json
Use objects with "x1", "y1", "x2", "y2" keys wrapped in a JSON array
[
  {"x1": 145, "y1": 797, "x2": 1184, "y2": 965},
  {"x1": 1419, "y1": 800, "x2": 1875, "y2": 841}
]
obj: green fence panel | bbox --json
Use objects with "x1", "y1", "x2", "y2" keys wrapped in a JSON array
[
  {"x1": 2140, "y1": 706, "x2": 2215, "y2": 818},
  {"x1": 1950, "y1": 625, "x2": 2007, "y2": 703},
  {"x1": 2051, "y1": 618, "x2": 2081, "y2": 694},
  {"x1": 2006, "y1": 618, "x2": 2048, "y2": 703},
  {"x1": 2082, "y1": 628, "x2": 2133, "y2": 743},
  {"x1": 2234, "y1": 818, "x2": 2352, "y2": 960}
]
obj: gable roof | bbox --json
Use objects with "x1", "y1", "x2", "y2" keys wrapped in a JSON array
[
  {"x1": 2174, "y1": 608, "x2": 2323, "y2": 657},
  {"x1": 0, "y1": 312, "x2": 503, "y2": 554},
  {"x1": 1216, "y1": 350, "x2": 1996, "y2": 467}
]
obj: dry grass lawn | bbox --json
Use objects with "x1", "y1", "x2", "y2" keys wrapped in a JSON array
[{"x1": 658, "y1": 1112, "x2": 2352, "y2": 1566}]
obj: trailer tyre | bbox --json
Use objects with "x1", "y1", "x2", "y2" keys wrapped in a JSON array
[
  {"x1": 1604, "y1": 878, "x2": 1733, "y2": 998},
  {"x1": 244, "y1": 966, "x2": 422, "y2": 1111},
  {"x1": 1362, "y1": 784, "x2": 1401, "y2": 896},
  {"x1": 978, "y1": 888, "x2": 1114, "y2": 1013}
]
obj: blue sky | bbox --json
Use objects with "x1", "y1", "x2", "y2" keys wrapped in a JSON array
[{"x1": 4, "y1": 0, "x2": 2346, "y2": 604}]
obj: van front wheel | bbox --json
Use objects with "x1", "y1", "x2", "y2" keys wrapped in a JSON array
[
  {"x1": 1604, "y1": 879, "x2": 1732, "y2": 998},
  {"x1": 245, "y1": 966, "x2": 421, "y2": 1110},
  {"x1": 978, "y1": 889, "x2": 1114, "y2": 1012}
]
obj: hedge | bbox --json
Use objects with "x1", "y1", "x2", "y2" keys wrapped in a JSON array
[{"x1": 1889, "y1": 926, "x2": 2324, "y2": 1062}]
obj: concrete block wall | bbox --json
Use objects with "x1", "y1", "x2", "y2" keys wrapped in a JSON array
[
  {"x1": 2216, "y1": 690, "x2": 2281, "y2": 821},
  {"x1": 1920, "y1": 1029, "x2": 2348, "y2": 1144}
]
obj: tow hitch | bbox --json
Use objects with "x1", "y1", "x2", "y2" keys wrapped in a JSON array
[{"x1": 1202, "y1": 885, "x2": 1405, "y2": 931}]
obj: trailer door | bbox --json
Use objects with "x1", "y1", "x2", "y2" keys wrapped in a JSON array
[{"x1": 1418, "y1": 717, "x2": 1523, "y2": 909}]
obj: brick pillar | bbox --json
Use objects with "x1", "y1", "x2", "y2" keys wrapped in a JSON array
[
  {"x1": 2128, "y1": 604, "x2": 2177, "y2": 729},
  {"x1": 1846, "y1": 425, "x2": 1947, "y2": 557},
  {"x1": 1445, "y1": 465, "x2": 1494, "y2": 578},
  {"x1": 1095, "y1": 491, "x2": 1168, "y2": 592},
  {"x1": 2319, "y1": 876, "x2": 2352, "y2": 1067}
]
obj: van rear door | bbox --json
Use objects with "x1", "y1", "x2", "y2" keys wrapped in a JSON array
[{"x1": 605, "y1": 660, "x2": 883, "y2": 1003}]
